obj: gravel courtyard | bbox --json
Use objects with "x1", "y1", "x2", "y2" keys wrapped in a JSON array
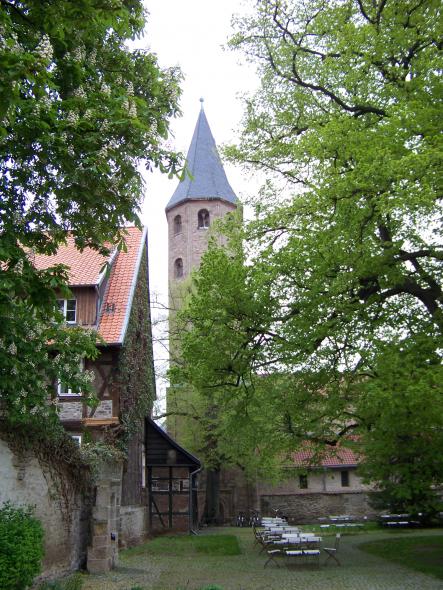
[{"x1": 81, "y1": 527, "x2": 443, "y2": 590}]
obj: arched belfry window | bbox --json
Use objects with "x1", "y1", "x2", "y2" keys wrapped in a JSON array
[
  {"x1": 197, "y1": 209, "x2": 210, "y2": 229},
  {"x1": 173, "y1": 214, "x2": 182, "y2": 235},
  {"x1": 174, "y1": 258, "x2": 183, "y2": 279}
]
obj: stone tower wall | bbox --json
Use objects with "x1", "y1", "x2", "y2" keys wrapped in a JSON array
[{"x1": 167, "y1": 199, "x2": 237, "y2": 289}]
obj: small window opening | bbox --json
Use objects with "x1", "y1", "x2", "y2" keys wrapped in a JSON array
[
  {"x1": 197, "y1": 209, "x2": 210, "y2": 229},
  {"x1": 341, "y1": 470, "x2": 350, "y2": 487},
  {"x1": 299, "y1": 474, "x2": 308, "y2": 489},
  {"x1": 173, "y1": 214, "x2": 182, "y2": 235},
  {"x1": 57, "y1": 299, "x2": 77, "y2": 323},
  {"x1": 57, "y1": 359, "x2": 84, "y2": 397},
  {"x1": 174, "y1": 258, "x2": 183, "y2": 279}
]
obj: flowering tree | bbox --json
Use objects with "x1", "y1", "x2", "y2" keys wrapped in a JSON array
[{"x1": 0, "y1": 0, "x2": 182, "y2": 424}]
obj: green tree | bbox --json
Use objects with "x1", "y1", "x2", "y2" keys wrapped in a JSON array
[
  {"x1": 0, "y1": 0, "x2": 182, "y2": 423},
  {"x1": 173, "y1": 0, "x2": 443, "y2": 513}
]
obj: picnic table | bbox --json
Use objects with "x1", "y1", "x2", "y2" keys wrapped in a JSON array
[
  {"x1": 264, "y1": 533, "x2": 323, "y2": 568},
  {"x1": 319, "y1": 515, "x2": 365, "y2": 530},
  {"x1": 379, "y1": 514, "x2": 419, "y2": 527}
]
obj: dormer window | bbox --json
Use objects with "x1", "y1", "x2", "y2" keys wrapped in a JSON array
[
  {"x1": 173, "y1": 214, "x2": 182, "y2": 235},
  {"x1": 197, "y1": 209, "x2": 210, "y2": 229},
  {"x1": 174, "y1": 258, "x2": 183, "y2": 279},
  {"x1": 57, "y1": 299, "x2": 77, "y2": 323}
]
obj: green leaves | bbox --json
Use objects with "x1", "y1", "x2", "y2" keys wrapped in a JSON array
[
  {"x1": 0, "y1": 503, "x2": 44, "y2": 590},
  {"x1": 0, "y1": 1, "x2": 183, "y2": 424},
  {"x1": 172, "y1": 0, "x2": 443, "y2": 501}
]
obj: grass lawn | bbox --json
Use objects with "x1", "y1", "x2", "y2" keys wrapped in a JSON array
[
  {"x1": 359, "y1": 534, "x2": 443, "y2": 580},
  {"x1": 73, "y1": 527, "x2": 443, "y2": 590},
  {"x1": 124, "y1": 534, "x2": 241, "y2": 557}
]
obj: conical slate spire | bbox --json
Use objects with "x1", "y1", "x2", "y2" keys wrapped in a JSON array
[{"x1": 165, "y1": 104, "x2": 238, "y2": 212}]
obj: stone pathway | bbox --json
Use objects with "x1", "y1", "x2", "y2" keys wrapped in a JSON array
[{"x1": 81, "y1": 527, "x2": 443, "y2": 590}]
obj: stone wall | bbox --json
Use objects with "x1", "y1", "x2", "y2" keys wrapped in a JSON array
[
  {"x1": 258, "y1": 467, "x2": 372, "y2": 495},
  {"x1": 119, "y1": 505, "x2": 148, "y2": 547},
  {"x1": 87, "y1": 460, "x2": 122, "y2": 574},
  {"x1": 167, "y1": 199, "x2": 237, "y2": 288},
  {"x1": 0, "y1": 438, "x2": 91, "y2": 579},
  {"x1": 197, "y1": 466, "x2": 258, "y2": 525},
  {"x1": 260, "y1": 491, "x2": 376, "y2": 523}
]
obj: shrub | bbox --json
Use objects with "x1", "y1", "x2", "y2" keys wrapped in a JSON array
[{"x1": 0, "y1": 502, "x2": 44, "y2": 590}]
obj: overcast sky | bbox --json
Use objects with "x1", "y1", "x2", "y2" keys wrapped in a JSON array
[{"x1": 136, "y1": 1, "x2": 260, "y2": 404}]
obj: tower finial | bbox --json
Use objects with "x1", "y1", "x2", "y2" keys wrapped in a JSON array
[{"x1": 199, "y1": 97, "x2": 204, "y2": 110}]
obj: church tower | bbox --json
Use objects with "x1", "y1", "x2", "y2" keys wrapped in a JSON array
[
  {"x1": 166, "y1": 101, "x2": 238, "y2": 440},
  {"x1": 165, "y1": 103, "x2": 255, "y2": 525},
  {"x1": 166, "y1": 100, "x2": 238, "y2": 293}
]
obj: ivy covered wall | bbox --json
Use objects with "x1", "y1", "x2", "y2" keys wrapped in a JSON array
[{"x1": 118, "y1": 244, "x2": 156, "y2": 506}]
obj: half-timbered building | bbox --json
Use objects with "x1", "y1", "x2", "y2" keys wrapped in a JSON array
[
  {"x1": 33, "y1": 226, "x2": 153, "y2": 541},
  {"x1": 34, "y1": 225, "x2": 200, "y2": 544}
]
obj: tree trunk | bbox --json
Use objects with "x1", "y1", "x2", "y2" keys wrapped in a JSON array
[{"x1": 202, "y1": 467, "x2": 221, "y2": 525}]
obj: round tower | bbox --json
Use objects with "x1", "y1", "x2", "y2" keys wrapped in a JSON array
[{"x1": 166, "y1": 100, "x2": 238, "y2": 295}]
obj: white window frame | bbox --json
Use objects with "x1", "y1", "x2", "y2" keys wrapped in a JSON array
[
  {"x1": 57, "y1": 359, "x2": 84, "y2": 397},
  {"x1": 71, "y1": 435, "x2": 82, "y2": 446},
  {"x1": 57, "y1": 298, "x2": 77, "y2": 324}
]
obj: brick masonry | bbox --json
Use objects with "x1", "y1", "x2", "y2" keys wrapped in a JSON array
[{"x1": 167, "y1": 199, "x2": 236, "y2": 294}]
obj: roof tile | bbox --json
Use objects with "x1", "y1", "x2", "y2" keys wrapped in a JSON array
[
  {"x1": 32, "y1": 227, "x2": 146, "y2": 345},
  {"x1": 33, "y1": 236, "x2": 110, "y2": 285},
  {"x1": 293, "y1": 442, "x2": 362, "y2": 468},
  {"x1": 98, "y1": 227, "x2": 145, "y2": 345}
]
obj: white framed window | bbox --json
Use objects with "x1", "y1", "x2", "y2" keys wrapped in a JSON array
[
  {"x1": 57, "y1": 359, "x2": 84, "y2": 397},
  {"x1": 151, "y1": 479, "x2": 169, "y2": 491},
  {"x1": 71, "y1": 435, "x2": 82, "y2": 446},
  {"x1": 58, "y1": 381, "x2": 81, "y2": 396},
  {"x1": 57, "y1": 299, "x2": 77, "y2": 323}
]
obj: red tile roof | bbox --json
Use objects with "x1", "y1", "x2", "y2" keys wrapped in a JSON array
[
  {"x1": 98, "y1": 227, "x2": 146, "y2": 344},
  {"x1": 33, "y1": 226, "x2": 147, "y2": 345},
  {"x1": 33, "y1": 236, "x2": 110, "y2": 286},
  {"x1": 293, "y1": 443, "x2": 362, "y2": 468}
]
